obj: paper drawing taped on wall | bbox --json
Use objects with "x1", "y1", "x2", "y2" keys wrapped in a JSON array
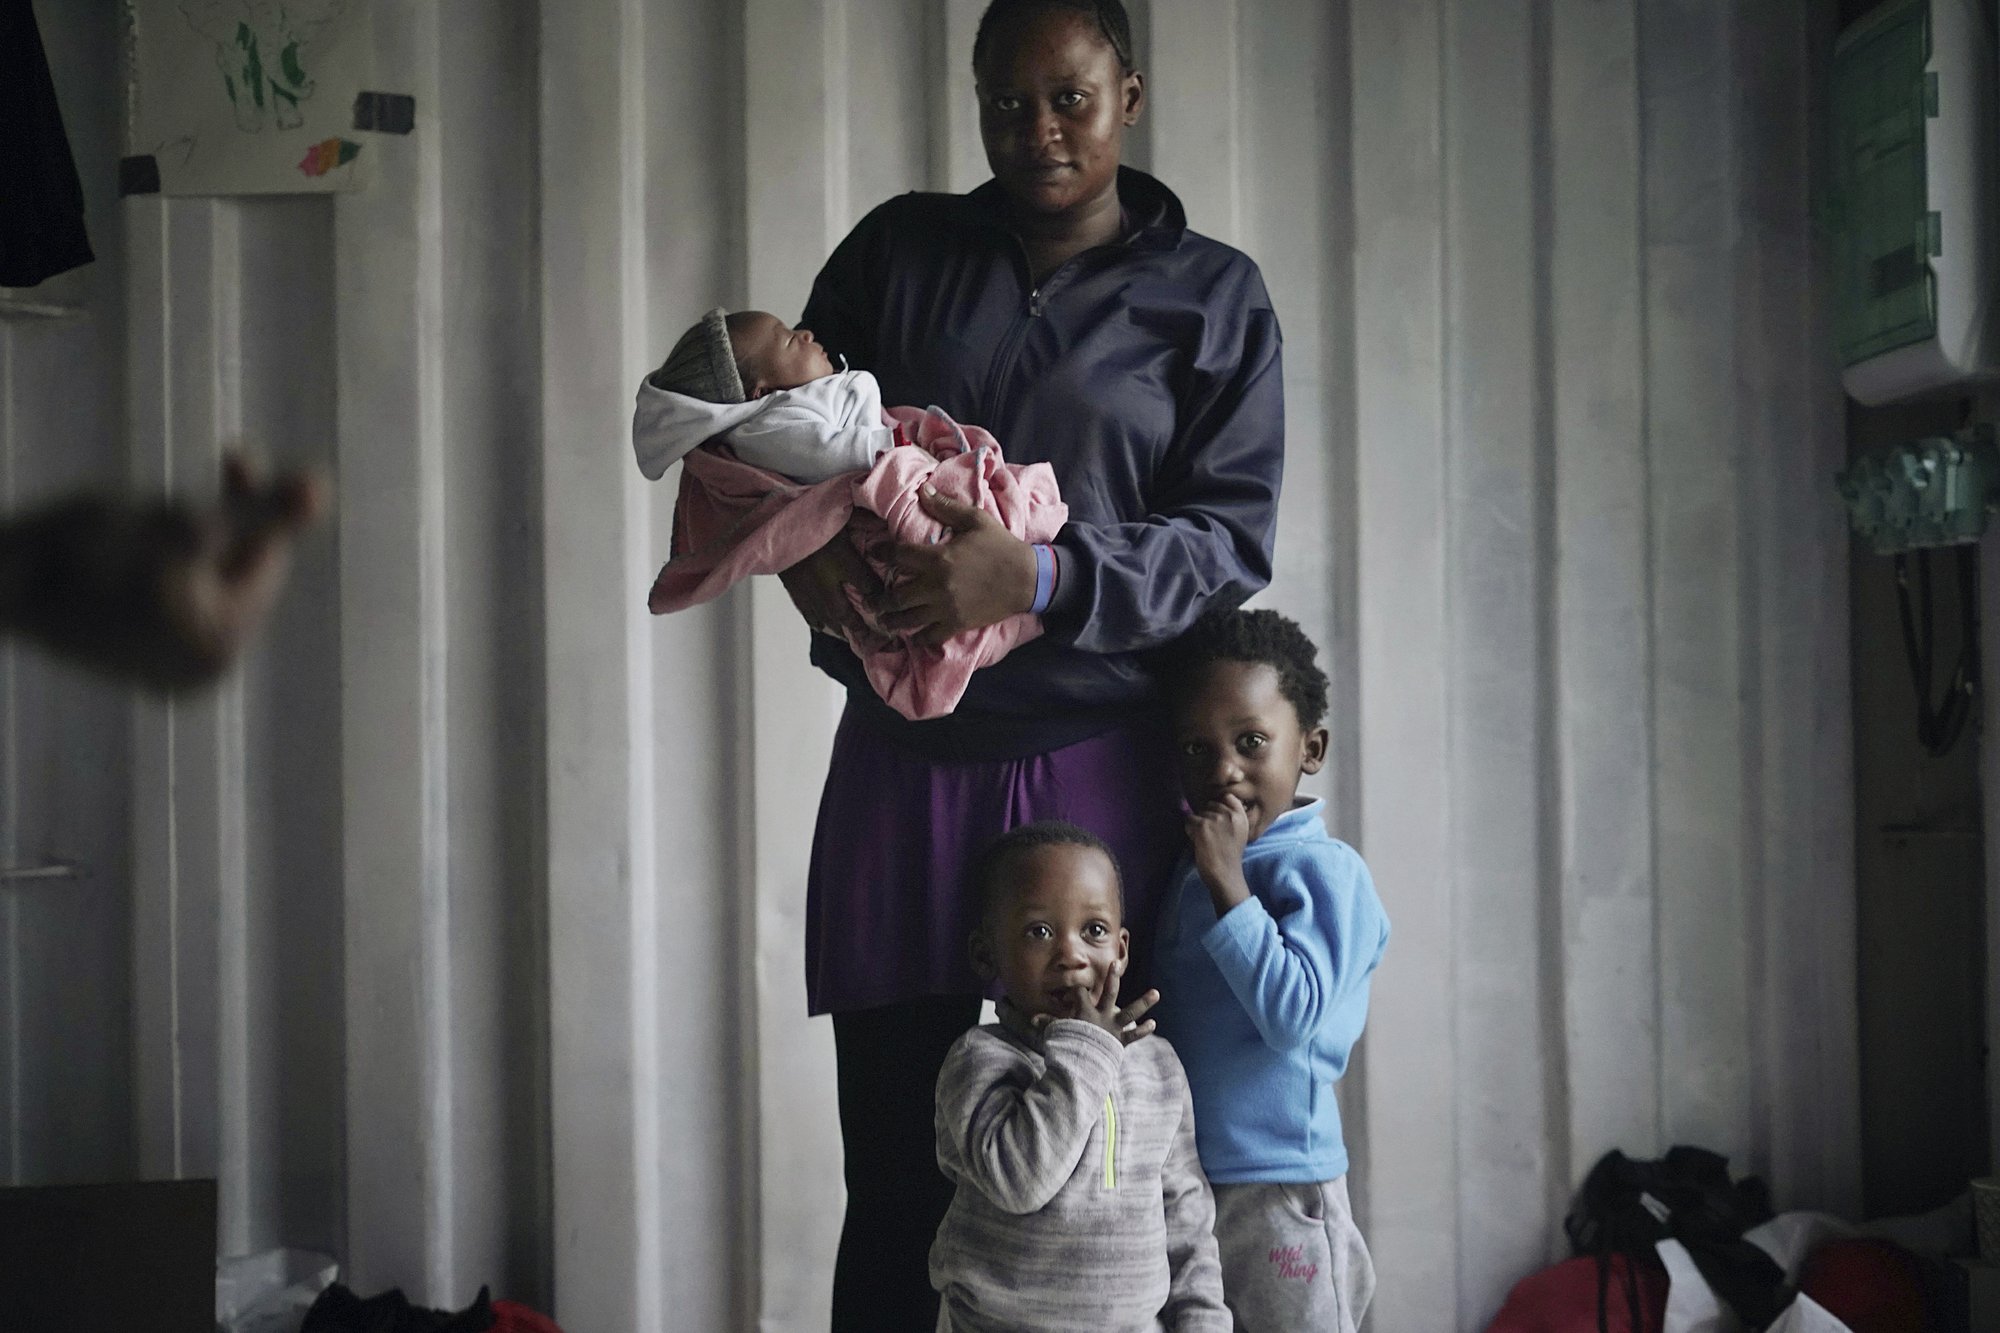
[
  {"x1": 126, "y1": 0, "x2": 374, "y2": 195},
  {"x1": 182, "y1": 1, "x2": 346, "y2": 133}
]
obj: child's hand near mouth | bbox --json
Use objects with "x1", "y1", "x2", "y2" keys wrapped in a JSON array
[
  {"x1": 1186, "y1": 794, "x2": 1253, "y2": 914},
  {"x1": 1035, "y1": 958, "x2": 1162, "y2": 1046}
]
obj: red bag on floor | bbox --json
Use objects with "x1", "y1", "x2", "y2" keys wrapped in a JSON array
[
  {"x1": 491, "y1": 1300, "x2": 564, "y2": 1333},
  {"x1": 1485, "y1": 1254, "x2": 1668, "y2": 1333},
  {"x1": 1797, "y1": 1238, "x2": 1928, "y2": 1333}
]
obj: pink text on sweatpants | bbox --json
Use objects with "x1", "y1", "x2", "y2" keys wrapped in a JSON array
[{"x1": 1269, "y1": 1245, "x2": 1319, "y2": 1283}]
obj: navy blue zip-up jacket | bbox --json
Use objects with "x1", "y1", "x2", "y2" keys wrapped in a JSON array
[{"x1": 800, "y1": 168, "x2": 1283, "y2": 759}]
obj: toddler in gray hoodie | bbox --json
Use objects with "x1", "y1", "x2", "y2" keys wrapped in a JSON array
[{"x1": 930, "y1": 822, "x2": 1231, "y2": 1333}]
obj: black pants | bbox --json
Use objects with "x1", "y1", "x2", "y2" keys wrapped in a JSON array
[{"x1": 829, "y1": 995, "x2": 984, "y2": 1332}]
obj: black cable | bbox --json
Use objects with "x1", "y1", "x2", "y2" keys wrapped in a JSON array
[
  {"x1": 1895, "y1": 546, "x2": 1981, "y2": 757},
  {"x1": 1931, "y1": 547, "x2": 1978, "y2": 753},
  {"x1": 1949, "y1": 544, "x2": 1981, "y2": 744}
]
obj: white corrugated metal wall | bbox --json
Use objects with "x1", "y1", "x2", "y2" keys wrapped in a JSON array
[{"x1": 0, "y1": 1, "x2": 1856, "y2": 1329}]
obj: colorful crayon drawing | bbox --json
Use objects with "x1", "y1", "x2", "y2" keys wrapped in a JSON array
[
  {"x1": 128, "y1": 0, "x2": 372, "y2": 195},
  {"x1": 298, "y1": 138, "x2": 360, "y2": 178}
]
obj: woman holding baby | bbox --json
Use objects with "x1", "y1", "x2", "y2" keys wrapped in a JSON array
[{"x1": 778, "y1": 1, "x2": 1285, "y2": 1324}]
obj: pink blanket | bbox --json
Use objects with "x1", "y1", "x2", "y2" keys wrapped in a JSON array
[{"x1": 649, "y1": 405, "x2": 1067, "y2": 721}]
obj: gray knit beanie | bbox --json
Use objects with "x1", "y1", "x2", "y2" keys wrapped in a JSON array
[{"x1": 650, "y1": 307, "x2": 746, "y2": 403}]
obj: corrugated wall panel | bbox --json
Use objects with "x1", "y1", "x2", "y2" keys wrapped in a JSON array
[
  {"x1": 1443, "y1": 0, "x2": 1558, "y2": 1315},
  {"x1": 638, "y1": 3, "x2": 754, "y2": 1331},
  {"x1": 1351, "y1": 0, "x2": 1461, "y2": 1320},
  {"x1": 1550, "y1": 0, "x2": 1660, "y2": 1205},
  {"x1": 1352, "y1": 1, "x2": 1856, "y2": 1326},
  {"x1": 3, "y1": 2, "x2": 1859, "y2": 1329}
]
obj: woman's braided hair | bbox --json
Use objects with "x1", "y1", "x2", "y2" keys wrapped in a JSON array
[{"x1": 972, "y1": 0, "x2": 1137, "y2": 75}]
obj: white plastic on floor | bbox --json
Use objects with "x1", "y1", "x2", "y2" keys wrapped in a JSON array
[
  {"x1": 1659, "y1": 1213, "x2": 1856, "y2": 1333},
  {"x1": 216, "y1": 1248, "x2": 339, "y2": 1333}
]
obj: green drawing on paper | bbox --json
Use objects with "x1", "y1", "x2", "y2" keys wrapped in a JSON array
[{"x1": 179, "y1": 2, "x2": 349, "y2": 132}]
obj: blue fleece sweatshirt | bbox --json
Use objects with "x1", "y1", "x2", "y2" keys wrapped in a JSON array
[{"x1": 1153, "y1": 799, "x2": 1389, "y2": 1184}]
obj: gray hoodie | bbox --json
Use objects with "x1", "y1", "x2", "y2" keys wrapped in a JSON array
[{"x1": 930, "y1": 1005, "x2": 1231, "y2": 1332}]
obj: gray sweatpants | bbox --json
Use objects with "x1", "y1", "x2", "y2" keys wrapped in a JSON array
[
  {"x1": 1211, "y1": 1176, "x2": 1374, "y2": 1332},
  {"x1": 937, "y1": 1308, "x2": 1166, "y2": 1332}
]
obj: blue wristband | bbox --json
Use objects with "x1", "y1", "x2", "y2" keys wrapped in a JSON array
[{"x1": 1030, "y1": 543, "x2": 1057, "y2": 615}]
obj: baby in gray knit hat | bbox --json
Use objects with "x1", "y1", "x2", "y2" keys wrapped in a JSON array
[{"x1": 631, "y1": 307, "x2": 897, "y2": 484}]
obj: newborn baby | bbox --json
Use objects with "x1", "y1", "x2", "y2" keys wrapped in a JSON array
[
  {"x1": 633, "y1": 307, "x2": 897, "y2": 484},
  {"x1": 631, "y1": 306, "x2": 1071, "y2": 721}
]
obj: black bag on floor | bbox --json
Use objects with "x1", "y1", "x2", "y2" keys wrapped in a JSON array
[
  {"x1": 301, "y1": 1282, "x2": 495, "y2": 1333},
  {"x1": 1565, "y1": 1146, "x2": 1787, "y2": 1333}
]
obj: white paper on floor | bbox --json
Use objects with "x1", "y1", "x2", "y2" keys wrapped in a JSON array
[{"x1": 1658, "y1": 1211, "x2": 1857, "y2": 1333}]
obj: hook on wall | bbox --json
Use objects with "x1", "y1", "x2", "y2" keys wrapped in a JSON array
[{"x1": 0, "y1": 861, "x2": 82, "y2": 886}]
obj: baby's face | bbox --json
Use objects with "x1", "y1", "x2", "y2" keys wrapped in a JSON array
[
  {"x1": 979, "y1": 844, "x2": 1130, "y2": 1021},
  {"x1": 727, "y1": 311, "x2": 834, "y2": 396}
]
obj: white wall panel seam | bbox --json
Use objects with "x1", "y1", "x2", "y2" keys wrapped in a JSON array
[
  {"x1": 124, "y1": 200, "x2": 176, "y2": 1183},
  {"x1": 1632, "y1": 0, "x2": 1667, "y2": 1156},
  {"x1": 718, "y1": 8, "x2": 761, "y2": 1327},
  {"x1": 730, "y1": 584, "x2": 761, "y2": 1333},
  {"x1": 1801, "y1": 0, "x2": 1853, "y2": 1209},
  {"x1": 334, "y1": 0, "x2": 455, "y2": 1297},
  {"x1": 1738, "y1": 0, "x2": 1784, "y2": 1186},
  {"x1": 1808, "y1": 10, "x2": 1864, "y2": 1208},
  {"x1": 939, "y1": 0, "x2": 987, "y2": 194},
  {"x1": 1313, "y1": 3, "x2": 1366, "y2": 1202},
  {"x1": 744, "y1": 3, "x2": 855, "y2": 1325},
  {"x1": 1527, "y1": 0, "x2": 1573, "y2": 1255},
  {"x1": 1317, "y1": 0, "x2": 1362, "y2": 891},
  {"x1": 1548, "y1": 0, "x2": 1660, "y2": 1196},
  {"x1": 1642, "y1": 0, "x2": 1752, "y2": 1159},
  {"x1": 210, "y1": 198, "x2": 253, "y2": 1256},
  {"x1": 1441, "y1": 0, "x2": 1579, "y2": 1304},
  {"x1": 1437, "y1": 5, "x2": 1464, "y2": 1323},
  {"x1": 1733, "y1": 0, "x2": 1779, "y2": 1192},
  {"x1": 541, "y1": 0, "x2": 674, "y2": 1320},
  {"x1": 620, "y1": 0, "x2": 664, "y2": 1324},
  {"x1": 1351, "y1": 0, "x2": 1457, "y2": 1324},
  {"x1": 131, "y1": 202, "x2": 228, "y2": 1197},
  {"x1": 166, "y1": 702, "x2": 182, "y2": 1175},
  {"x1": 1766, "y1": 0, "x2": 1856, "y2": 1209},
  {"x1": 416, "y1": 9, "x2": 455, "y2": 1289},
  {"x1": 1806, "y1": 9, "x2": 1861, "y2": 1212},
  {"x1": 1149, "y1": 0, "x2": 1243, "y2": 245}
]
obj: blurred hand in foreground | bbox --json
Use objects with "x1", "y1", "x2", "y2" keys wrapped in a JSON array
[{"x1": 0, "y1": 454, "x2": 329, "y2": 690}]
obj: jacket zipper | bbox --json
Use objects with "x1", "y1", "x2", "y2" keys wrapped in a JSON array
[
  {"x1": 979, "y1": 238, "x2": 1099, "y2": 429},
  {"x1": 1103, "y1": 1093, "x2": 1119, "y2": 1190}
]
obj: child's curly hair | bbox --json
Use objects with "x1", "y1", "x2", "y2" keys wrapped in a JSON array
[
  {"x1": 967, "y1": 820, "x2": 1124, "y2": 928},
  {"x1": 1156, "y1": 607, "x2": 1330, "y2": 730}
]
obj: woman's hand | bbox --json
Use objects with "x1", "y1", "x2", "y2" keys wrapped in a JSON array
[
  {"x1": 1, "y1": 453, "x2": 327, "y2": 691},
  {"x1": 876, "y1": 487, "x2": 1039, "y2": 648},
  {"x1": 777, "y1": 530, "x2": 884, "y2": 638}
]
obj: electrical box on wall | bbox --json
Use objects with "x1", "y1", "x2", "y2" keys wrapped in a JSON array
[
  {"x1": 1832, "y1": 0, "x2": 2000, "y2": 405},
  {"x1": 1839, "y1": 424, "x2": 1998, "y2": 552}
]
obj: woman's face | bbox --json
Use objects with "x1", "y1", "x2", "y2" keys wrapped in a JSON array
[{"x1": 974, "y1": 7, "x2": 1144, "y2": 221}]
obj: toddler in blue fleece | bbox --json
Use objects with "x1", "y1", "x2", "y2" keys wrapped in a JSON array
[{"x1": 1153, "y1": 608, "x2": 1390, "y2": 1333}]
